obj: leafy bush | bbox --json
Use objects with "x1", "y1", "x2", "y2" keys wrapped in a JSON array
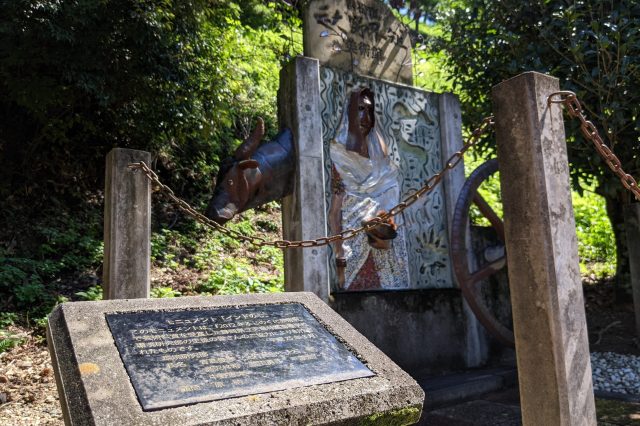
[
  {"x1": 151, "y1": 286, "x2": 181, "y2": 298},
  {"x1": 75, "y1": 285, "x2": 103, "y2": 302},
  {"x1": 197, "y1": 259, "x2": 283, "y2": 295},
  {"x1": 435, "y1": 0, "x2": 640, "y2": 283},
  {"x1": 0, "y1": 207, "x2": 103, "y2": 316},
  {"x1": 573, "y1": 190, "x2": 616, "y2": 278},
  {"x1": 0, "y1": 330, "x2": 25, "y2": 354},
  {"x1": 0, "y1": 312, "x2": 18, "y2": 329}
]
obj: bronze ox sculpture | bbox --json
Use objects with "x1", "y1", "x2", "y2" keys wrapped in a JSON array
[{"x1": 205, "y1": 118, "x2": 295, "y2": 224}]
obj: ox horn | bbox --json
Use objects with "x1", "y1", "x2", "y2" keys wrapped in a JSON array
[{"x1": 234, "y1": 117, "x2": 265, "y2": 160}]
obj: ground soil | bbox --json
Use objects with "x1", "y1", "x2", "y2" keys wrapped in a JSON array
[
  {"x1": 0, "y1": 278, "x2": 638, "y2": 425},
  {"x1": 584, "y1": 278, "x2": 640, "y2": 356}
]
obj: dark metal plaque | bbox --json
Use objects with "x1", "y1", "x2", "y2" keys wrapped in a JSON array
[{"x1": 106, "y1": 303, "x2": 374, "y2": 411}]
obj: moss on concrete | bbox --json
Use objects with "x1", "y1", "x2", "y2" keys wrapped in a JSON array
[
  {"x1": 355, "y1": 405, "x2": 422, "y2": 426},
  {"x1": 596, "y1": 398, "x2": 640, "y2": 425}
]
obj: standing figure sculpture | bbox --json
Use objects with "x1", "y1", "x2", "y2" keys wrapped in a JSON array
[{"x1": 328, "y1": 88, "x2": 410, "y2": 290}]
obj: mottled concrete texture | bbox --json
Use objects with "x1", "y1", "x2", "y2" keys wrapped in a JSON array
[
  {"x1": 492, "y1": 72, "x2": 596, "y2": 425},
  {"x1": 624, "y1": 203, "x2": 640, "y2": 337},
  {"x1": 303, "y1": 0, "x2": 413, "y2": 84},
  {"x1": 279, "y1": 57, "x2": 331, "y2": 302},
  {"x1": 331, "y1": 290, "x2": 467, "y2": 375},
  {"x1": 47, "y1": 293, "x2": 424, "y2": 425},
  {"x1": 103, "y1": 148, "x2": 151, "y2": 300},
  {"x1": 439, "y1": 93, "x2": 489, "y2": 368}
]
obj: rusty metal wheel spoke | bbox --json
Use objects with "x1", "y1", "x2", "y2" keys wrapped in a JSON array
[
  {"x1": 451, "y1": 158, "x2": 514, "y2": 347},
  {"x1": 467, "y1": 256, "x2": 507, "y2": 284},
  {"x1": 472, "y1": 193, "x2": 505, "y2": 243}
]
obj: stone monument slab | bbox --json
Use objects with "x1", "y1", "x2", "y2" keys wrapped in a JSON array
[
  {"x1": 304, "y1": 0, "x2": 413, "y2": 84},
  {"x1": 48, "y1": 292, "x2": 424, "y2": 425}
]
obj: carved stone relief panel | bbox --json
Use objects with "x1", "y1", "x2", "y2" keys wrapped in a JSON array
[
  {"x1": 320, "y1": 66, "x2": 453, "y2": 291},
  {"x1": 304, "y1": 0, "x2": 413, "y2": 84}
]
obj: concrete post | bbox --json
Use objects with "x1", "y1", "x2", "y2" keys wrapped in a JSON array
[
  {"x1": 278, "y1": 57, "x2": 330, "y2": 301},
  {"x1": 492, "y1": 72, "x2": 596, "y2": 425},
  {"x1": 103, "y1": 148, "x2": 151, "y2": 300},
  {"x1": 439, "y1": 93, "x2": 488, "y2": 368},
  {"x1": 624, "y1": 203, "x2": 640, "y2": 337}
]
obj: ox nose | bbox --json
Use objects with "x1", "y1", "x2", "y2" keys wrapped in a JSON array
[{"x1": 205, "y1": 204, "x2": 234, "y2": 225}]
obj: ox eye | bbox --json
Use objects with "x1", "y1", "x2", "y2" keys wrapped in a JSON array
[{"x1": 227, "y1": 179, "x2": 234, "y2": 186}]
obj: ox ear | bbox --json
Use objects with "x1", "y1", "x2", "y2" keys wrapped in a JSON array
[
  {"x1": 238, "y1": 159, "x2": 259, "y2": 170},
  {"x1": 234, "y1": 118, "x2": 265, "y2": 160}
]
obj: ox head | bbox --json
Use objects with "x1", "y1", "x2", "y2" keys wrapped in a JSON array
[{"x1": 205, "y1": 119, "x2": 264, "y2": 224}]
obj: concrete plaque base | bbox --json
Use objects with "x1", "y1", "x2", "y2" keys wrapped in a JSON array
[{"x1": 47, "y1": 292, "x2": 424, "y2": 425}]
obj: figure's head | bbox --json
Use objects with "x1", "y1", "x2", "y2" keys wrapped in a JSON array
[
  {"x1": 357, "y1": 88, "x2": 375, "y2": 136},
  {"x1": 348, "y1": 88, "x2": 375, "y2": 137}
]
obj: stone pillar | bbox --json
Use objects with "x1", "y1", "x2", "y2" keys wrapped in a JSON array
[
  {"x1": 278, "y1": 57, "x2": 329, "y2": 301},
  {"x1": 103, "y1": 148, "x2": 151, "y2": 300},
  {"x1": 624, "y1": 203, "x2": 640, "y2": 337},
  {"x1": 492, "y1": 72, "x2": 596, "y2": 425},
  {"x1": 439, "y1": 93, "x2": 488, "y2": 367}
]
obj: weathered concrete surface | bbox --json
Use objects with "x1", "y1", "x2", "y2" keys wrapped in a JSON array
[
  {"x1": 303, "y1": 0, "x2": 413, "y2": 84},
  {"x1": 492, "y1": 72, "x2": 596, "y2": 425},
  {"x1": 439, "y1": 93, "x2": 489, "y2": 368},
  {"x1": 279, "y1": 57, "x2": 331, "y2": 302},
  {"x1": 331, "y1": 290, "x2": 467, "y2": 375},
  {"x1": 103, "y1": 148, "x2": 151, "y2": 300},
  {"x1": 47, "y1": 292, "x2": 424, "y2": 425},
  {"x1": 624, "y1": 203, "x2": 640, "y2": 337}
]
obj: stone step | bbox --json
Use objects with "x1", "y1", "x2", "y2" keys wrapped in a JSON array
[{"x1": 416, "y1": 367, "x2": 518, "y2": 410}]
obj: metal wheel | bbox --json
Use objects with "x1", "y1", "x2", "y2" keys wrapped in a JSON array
[{"x1": 451, "y1": 158, "x2": 514, "y2": 346}]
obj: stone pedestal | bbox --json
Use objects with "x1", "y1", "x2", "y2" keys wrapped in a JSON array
[
  {"x1": 492, "y1": 72, "x2": 596, "y2": 426},
  {"x1": 47, "y1": 293, "x2": 424, "y2": 425}
]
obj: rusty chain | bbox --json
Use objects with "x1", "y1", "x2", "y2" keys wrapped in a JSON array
[
  {"x1": 130, "y1": 91, "x2": 639, "y2": 248},
  {"x1": 129, "y1": 115, "x2": 495, "y2": 249},
  {"x1": 548, "y1": 91, "x2": 640, "y2": 201}
]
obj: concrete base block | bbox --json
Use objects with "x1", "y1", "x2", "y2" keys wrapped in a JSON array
[
  {"x1": 332, "y1": 290, "x2": 470, "y2": 375},
  {"x1": 47, "y1": 293, "x2": 424, "y2": 425}
]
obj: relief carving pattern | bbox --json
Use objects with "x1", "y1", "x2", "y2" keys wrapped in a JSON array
[{"x1": 320, "y1": 66, "x2": 453, "y2": 290}]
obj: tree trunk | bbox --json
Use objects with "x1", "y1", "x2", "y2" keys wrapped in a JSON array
[{"x1": 603, "y1": 187, "x2": 632, "y2": 303}]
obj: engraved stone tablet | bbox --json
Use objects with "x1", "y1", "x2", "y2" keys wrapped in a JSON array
[
  {"x1": 304, "y1": 0, "x2": 413, "y2": 84},
  {"x1": 105, "y1": 303, "x2": 373, "y2": 410}
]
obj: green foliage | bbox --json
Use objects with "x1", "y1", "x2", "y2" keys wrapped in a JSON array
[
  {"x1": 0, "y1": 330, "x2": 25, "y2": 354},
  {"x1": 574, "y1": 189, "x2": 617, "y2": 277},
  {"x1": 574, "y1": 191, "x2": 617, "y2": 263},
  {"x1": 0, "y1": 312, "x2": 18, "y2": 329},
  {"x1": 75, "y1": 285, "x2": 103, "y2": 302},
  {"x1": 151, "y1": 228, "x2": 199, "y2": 270},
  {"x1": 389, "y1": 1, "x2": 452, "y2": 92},
  {"x1": 0, "y1": 1, "x2": 295, "y2": 329},
  {"x1": 197, "y1": 259, "x2": 283, "y2": 295},
  {"x1": 434, "y1": 0, "x2": 639, "y2": 281},
  {"x1": 148, "y1": 207, "x2": 283, "y2": 298},
  {"x1": 0, "y1": 1, "x2": 299, "y2": 210},
  {"x1": 0, "y1": 208, "x2": 103, "y2": 315},
  {"x1": 465, "y1": 156, "x2": 616, "y2": 276},
  {"x1": 464, "y1": 156, "x2": 503, "y2": 227},
  {"x1": 151, "y1": 286, "x2": 181, "y2": 298}
]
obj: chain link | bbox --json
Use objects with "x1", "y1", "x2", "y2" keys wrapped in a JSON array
[
  {"x1": 130, "y1": 92, "x2": 639, "y2": 248},
  {"x1": 548, "y1": 91, "x2": 640, "y2": 201},
  {"x1": 129, "y1": 116, "x2": 494, "y2": 249}
]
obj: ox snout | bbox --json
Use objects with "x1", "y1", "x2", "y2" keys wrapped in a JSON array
[{"x1": 205, "y1": 201, "x2": 236, "y2": 225}]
